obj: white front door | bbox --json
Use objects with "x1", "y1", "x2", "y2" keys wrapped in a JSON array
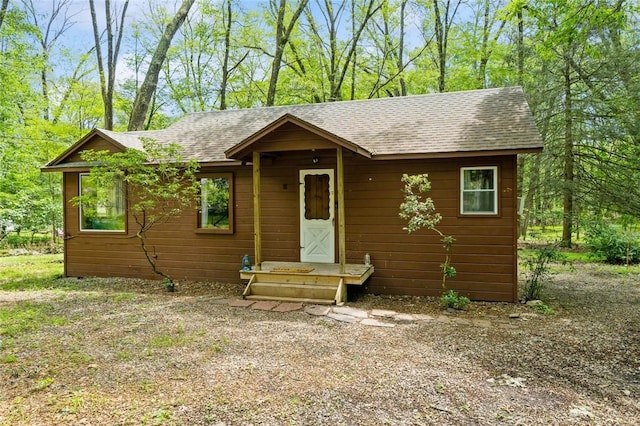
[{"x1": 299, "y1": 169, "x2": 335, "y2": 263}]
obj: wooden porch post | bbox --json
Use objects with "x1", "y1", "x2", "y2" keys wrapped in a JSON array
[
  {"x1": 252, "y1": 151, "x2": 262, "y2": 270},
  {"x1": 337, "y1": 147, "x2": 346, "y2": 273}
]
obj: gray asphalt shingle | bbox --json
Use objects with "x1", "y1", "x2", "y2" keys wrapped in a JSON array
[{"x1": 50, "y1": 87, "x2": 543, "y2": 166}]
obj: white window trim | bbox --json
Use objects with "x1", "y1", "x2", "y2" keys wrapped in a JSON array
[
  {"x1": 79, "y1": 173, "x2": 126, "y2": 233},
  {"x1": 460, "y1": 166, "x2": 498, "y2": 215}
]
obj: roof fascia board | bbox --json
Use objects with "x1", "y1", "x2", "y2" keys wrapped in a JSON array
[
  {"x1": 371, "y1": 147, "x2": 543, "y2": 161},
  {"x1": 224, "y1": 113, "x2": 372, "y2": 159}
]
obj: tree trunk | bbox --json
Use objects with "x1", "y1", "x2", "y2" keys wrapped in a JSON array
[
  {"x1": 219, "y1": 0, "x2": 232, "y2": 110},
  {"x1": 0, "y1": 0, "x2": 9, "y2": 31},
  {"x1": 128, "y1": 0, "x2": 195, "y2": 130},
  {"x1": 561, "y1": 55, "x2": 574, "y2": 247},
  {"x1": 433, "y1": 0, "x2": 445, "y2": 92},
  {"x1": 266, "y1": 0, "x2": 309, "y2": 106},
  {"x1": 89, "y1": 0, "x2": 129, "y2": 130}
]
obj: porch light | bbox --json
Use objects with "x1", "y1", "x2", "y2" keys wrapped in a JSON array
[{"x1": 241, "y1": 254, "x2": 252, "y2": 271}]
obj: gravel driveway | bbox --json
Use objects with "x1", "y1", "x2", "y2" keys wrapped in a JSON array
[{"x1": 1, "y1": 263, "x2": 638, "y2": 425}]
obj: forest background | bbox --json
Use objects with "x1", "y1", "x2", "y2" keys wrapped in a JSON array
[{"x1": 1, "y1": 0, "x2": 639, "y2": 251}]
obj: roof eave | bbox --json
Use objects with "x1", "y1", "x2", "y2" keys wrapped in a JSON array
[{"x1": 371, "y1": 147, "x2": 543, "y2": 160}]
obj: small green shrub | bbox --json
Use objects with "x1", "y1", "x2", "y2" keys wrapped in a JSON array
[
  {"x1": 522, "y1": 244, "x2": 568, "y2": 301},
  {"x1": 532, "y1": 303, "x2": 553, "y2": 315},
  {"x1": 440, "y1": 290, "x2": 470, "y2": 310},
  {"x1": 584, "y1": 221, "x2": 640, "y2": 265}
]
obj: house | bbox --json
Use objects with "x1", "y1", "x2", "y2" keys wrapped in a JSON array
[{"x1": 43, "y1": 87, "x2": 543, "y2": 304}]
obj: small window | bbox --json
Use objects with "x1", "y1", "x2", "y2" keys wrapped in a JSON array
[
  {"x1": 304, "y1": 173, "x2": 330, "y2": 220},
  {"x1": 460, "y1": 166, "x2": 498, "y2": 215},
  {"x1": 79, "y1": 173, "x2": 126, "y2": 232},
  {"x1": 197, "y1": 173, "x2": 233, "y2": 233}
]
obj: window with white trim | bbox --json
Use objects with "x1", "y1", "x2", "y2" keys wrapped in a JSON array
[
  {"x1": 79, "y1": 173, "x2": 126, "y2": 231},
  {"x1": 460, "y1": 166, "x2": 498, "y2": 215}
]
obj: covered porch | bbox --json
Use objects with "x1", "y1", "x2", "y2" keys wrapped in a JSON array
[{"x1": 225, "y1": 115, "x2": 375, "y2": 304}]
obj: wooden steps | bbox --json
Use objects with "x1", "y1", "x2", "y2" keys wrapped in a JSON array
[{"x1": 242, "y1": 273, "x2": 345, "y2": 305}]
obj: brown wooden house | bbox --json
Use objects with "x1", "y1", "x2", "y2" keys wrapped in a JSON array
[{"x1": 44, "y1": 87, "x2": 542, "y2": 304}]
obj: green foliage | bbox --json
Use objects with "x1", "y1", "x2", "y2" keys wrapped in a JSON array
[
  {"x1": 521, "y1": 244, "x2": 568, "y2": 302},
  {"x1": 71, "y1": 140, "x2": 200, "y2": 286},
  {"x1": 584, "y1": 219, "x2": 640, "y2": 265},
  {"x1": 0, "y1": 302, "x2": 66, "y2": 338},
  {"x1": 440, "y1": 290, "x2": 470, "y2": 310},
  {"x1": 400, "y1": 173, "x2": 456, "y2": 289},
  {"x1": 0, "y1": 254, "x2": 66, "y2": 290},
  {"x1": 532, "y1": 302, "x2": 553, "y2": 315}
]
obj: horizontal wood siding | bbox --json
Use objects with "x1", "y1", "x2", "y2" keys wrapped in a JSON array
[
  {"x1": 61, "y1": 125, "x2": 518, "y2": 302},
  {"x1": 66, "y1": 137, "x2": 123, "y2": 162},
  {"x1": 342, "y1": 155, "x2": 518, "y2": 302},
  {"x1": 63, "y1": 167, "x2": 255, "y2": 283}
]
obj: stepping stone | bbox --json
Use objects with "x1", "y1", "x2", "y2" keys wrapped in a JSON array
[
  {"x1": 371, "y1": 309, "x2": 397, "y2": 318},
  {"x1": 332, "y1": 306, "x2": 369, "y2": 319},
  {"x1": 327, "y1": 312, "x2": 359, "y2": 323},
  {"x1": 413, "y1": 314, "x2": 435, "y2": 321},
  {"x1": 251, "y1": 301, "x2": 279, "y2": 311},
  {"x1": 393, "y1": 313, "x2": 415, "y2": 323},
  {"x1": 450, "y1": 318, "x2": 472, "y2": 326},
  {"x1": 272, "y1": 302, "x2": 303, "y2": 313},
  {"x1": 361, "y1": 318, "x2": 396, "y2": 328},
  {"x1": 471, "y1": 319, "x2": 492, "y2": 328},
  {"x1": 305, "y1": 305, "x2": 331, "y2": 316},
  {"x1": 229, "y1": 299, "x2": 255, "y2": 308},
  {"x1": 436, "y1": 315, "x2": 450, "y2": 323}
]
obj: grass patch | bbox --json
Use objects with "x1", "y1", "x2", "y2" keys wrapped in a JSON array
[
  {"x1": 0, "y1": 253, "x2": 70, "y2": 291},
  {"x1": 0, "y1": 302, "x2": 68, "y2": 338},
  {"x1": 1, "y1": 353, "x2": 18, "y2": 363}
]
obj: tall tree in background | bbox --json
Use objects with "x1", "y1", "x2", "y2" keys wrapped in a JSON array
[
  {"x1": 161, "y1": 0, "x2": 251, "y2": 112},
  {"x1": 128, "y1": 0, "x2": 195, "y2": 130},
  {"x1": 265, "y1": 0, "x2": 309, "y2": 106},
  {"x1": 364, "y1": 0, "x2": 425, "y2": 98},
  {"x1": 89, "y1": 0, "x2": 129, "y2": 130},
  {"x1": 22, "y1": 0, "x2": 76, "y2": 120},
  {"x1": 0, "y1": 0, "x2": 10, "y2": 32},
  {"x1": 301, "y1": 0, "x2": 381, "y2": 101},
  {"x1": 427, "y1": 0, "x2": 462, "y2": 92}
]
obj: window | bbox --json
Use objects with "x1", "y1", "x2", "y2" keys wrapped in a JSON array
[
  {"x1": 304, "y1": 173, "x2": 330, "y2": 220},
  {"x1": 79, "y1": 173, "x2": 126, "y2": 231},
  {"x1": 197, "y1": 173, "x2": 233, "y2": 233},
  {"x1": 460, "y1": 166, "x2": 498, "y2": 215}
]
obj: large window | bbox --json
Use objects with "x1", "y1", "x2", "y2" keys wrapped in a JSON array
[
  {"x1": 197, "y1": 173, "x2": 233, "y2": 233},
  {"x1": 460, "y1": 166, "x2": 498, "y2": 215},
  {"x1": 79, "y1": 173, "x2": 126, "y2": 231}
]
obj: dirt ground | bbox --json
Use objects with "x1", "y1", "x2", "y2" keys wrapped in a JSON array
[{"x1": 0, "y1": 263, "x2": 639, "y2": 425}]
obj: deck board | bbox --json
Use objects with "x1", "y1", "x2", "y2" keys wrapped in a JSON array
[{"x1": 240, "y1": 261, "x2": 374, "y2": 285}]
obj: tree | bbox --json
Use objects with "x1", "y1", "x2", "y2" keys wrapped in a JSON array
[
  {"x1": 21, "y1": 0, "x2": 76, "y2": 120},
  {"x1": 265, "y1": 0, "x2": 309, "y2": 106},
  {"x1": 422, "y1": 0, "x2": 462, "y2": 93},
  {"x1": 300, "y1": 0, "x2": 382, "y2": 101},
  {"x1": 399, "y1": 173, "x2": 456, "y2": 289},
  {"x1": 128, "y1": 0, "x2": 195, "y2": 130},
  {"x1": 160, "y1": 0, "x2": 252, "y2": 113},
  {"x1": 89, "y1": 0, "x2": 129, "y2": 130},
  {"x1": 72, "y1": 140, "x2": 200, "y2": 290}
]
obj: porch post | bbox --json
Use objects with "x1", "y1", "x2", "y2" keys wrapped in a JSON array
[
  {"x1": 252, "y1": 151, "x2": 262, "y2": 270},
  {"x1": 336, "y1": 147, "x2": 346, "y2": 273}
]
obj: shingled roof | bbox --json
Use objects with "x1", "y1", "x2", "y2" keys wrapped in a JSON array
[{"x1": 45, "y1": 86, "x2": 542, "y2": 168}]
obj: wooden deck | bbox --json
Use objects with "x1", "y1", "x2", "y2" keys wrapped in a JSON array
[{"x1": 240, "y1": 262, "x2": 374, "y2": 305}]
